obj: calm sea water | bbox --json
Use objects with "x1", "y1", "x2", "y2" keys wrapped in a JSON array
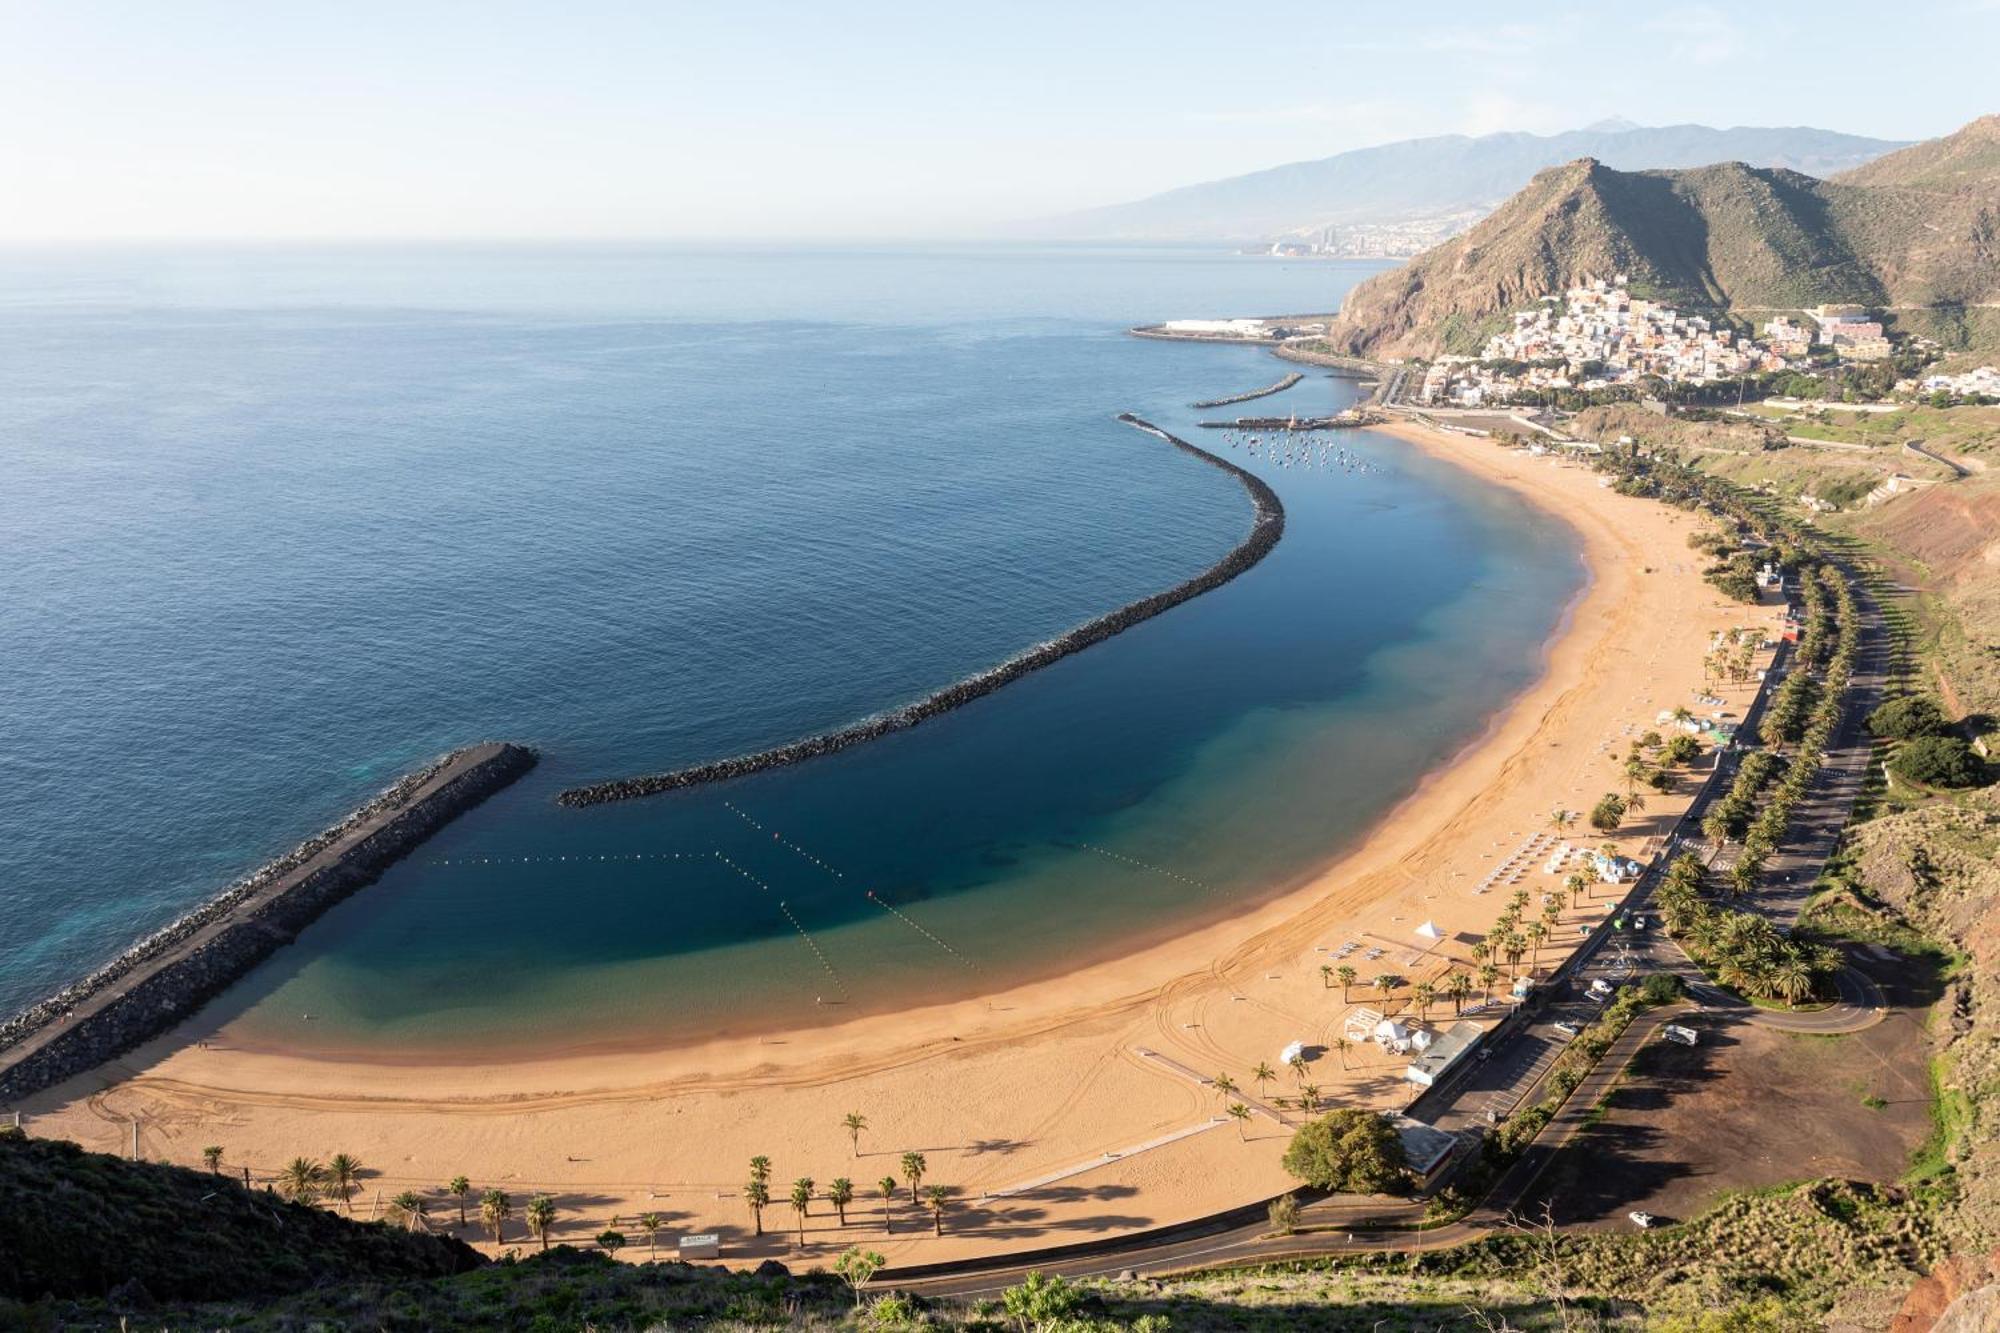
[{"x1": 0, "y1": 246, "x2": 1582, "y2": 1056}]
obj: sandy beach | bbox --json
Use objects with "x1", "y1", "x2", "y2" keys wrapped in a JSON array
[{"x1": 22, "y1": 418, "x2": 1783, "y2": 1266}]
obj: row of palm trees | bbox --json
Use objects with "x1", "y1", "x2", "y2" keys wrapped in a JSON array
[
  {"x1": 746, "y1": 1136, "x2": 951, "y2": 1243},
  {"x1": 218, "y1": 1149, "x2": 573, "y2": 1251}
]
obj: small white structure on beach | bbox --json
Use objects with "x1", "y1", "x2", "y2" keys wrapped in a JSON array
[
  {"x1": 1278, "y1": 1040, "x2": 1307, "y2": 1067},
  {"x1": 678, "y1": 1233, "x2": 721, "y2": 1260},
  {"x1": 1374, "y1": 1018, "x2": 1412, "y2": 1054},
  {"x1": 1414, "y1": 920, "x2": 1444, "y2": 942}
]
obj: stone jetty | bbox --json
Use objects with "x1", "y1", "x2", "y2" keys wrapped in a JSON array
[
  {"x1": 556, "y1": 416, "x2": 1284, "y2": 806},
  {"x1": 1191, "y1": 372, "x2": 1303, "y2": 410},
  {"x1": 1197, "y1": 408, "x2": 1383, "y2": 431},
  {"x1": 0, "y1": 742, "x2": 537, "y2": 1106}
]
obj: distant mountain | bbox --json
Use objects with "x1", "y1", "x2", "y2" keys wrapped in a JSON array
[
  {"x1": 1315, "y1": 117, "x2": 2000, "y2": 360},
  {"x1": 1028, "y1": 124, "x2": 1909, "y2": 244}
]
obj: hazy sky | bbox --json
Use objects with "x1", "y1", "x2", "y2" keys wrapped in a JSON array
[{"x1": 3, "y1": 0, "x2": 1996, "y2": 241}]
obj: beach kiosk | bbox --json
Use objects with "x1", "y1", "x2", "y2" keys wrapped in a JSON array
[
  {"x1": 677, "y1": 1232, "x2": 721, "y2": 1260},
  {"x1": 1405, "y1": 1020, "x2": 1484, "y2": 1088}
]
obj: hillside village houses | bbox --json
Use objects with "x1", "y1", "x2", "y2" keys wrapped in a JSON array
[
  {"x1": 1417, "y1": 277, "x2": 1816, "y2": 406},
  {"x1": 1908, "y1": 364, "x2": 2000, "y2": 401}
]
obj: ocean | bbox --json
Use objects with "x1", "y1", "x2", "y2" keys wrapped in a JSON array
[{"x1": 0, "y1": 245, "x2": 1583, "y2": 1056}]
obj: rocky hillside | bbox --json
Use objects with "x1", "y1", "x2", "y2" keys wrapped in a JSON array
[{"x1": 1318, "y1": 118, "x2": 2000, "y2": 360}]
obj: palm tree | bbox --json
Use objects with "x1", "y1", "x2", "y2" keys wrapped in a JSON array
[
  {"x1": 842, "y1": 1112, "x2": 868, "y2": 1157},
  {"x1": 900, "y1": 1151, "x2": 926, "y2": 1200},
  {"x1": 1446, "y1": 971, "x2": 1473, "y2": 1015},
  {"x1": 1318, "y1": 963, "x2": 1334, "y2": 989},
  {"x1": 749, "y1": 1155, "x2": 772, "y2": 1185},
  {"x1": 1336, "y1": 964, "x2": 1357, "y2": 1000},
  {"x1": 1411, "y1": 980, "x2": 1437, "y2": 1022},
  {"x1": 924, "y1": 1185, "x2": 948, "y2": 1237},
  {"x1": 1525, "y1": 921, "x2": 1549, "y2": 969},
  {"x1": 1546, "y1": 807, "x2": 1572, "y2": 834},
  {"x1": 638, "y1": 1211, "x2": 663, "y2": 1258},
  {"x1": 878, "y1": 1177, "x2": 898, "y2": 1233},
  {"x1": 745, "y1": 1177, "x2": 770, "y2": 1236},
  {"x1": 1332, "y1": 1035, "x2": 1350, "y2": 1069},
  {"x1": 1226, "y1": 1103, "x2": 1252, "y2": 1140},
  {"x1": 1287, "y1": 1052, "x2": 1309, "y2": 1083},
  {"x1": 278, "y1": 1157, "x2": 325, "y2": 1205},
  {"x1": 1469, "y1": 939, "x2": 1491, "y2": 965},
  {"x1": 1477, "y1": 962, "x2": 1500, "y2": 999},
  {"x1": 1251, "y1": 1062, "x2": 1277, "y2": 1097},
  {"x1": 1372, "y1": 973, "x2": 1398, "y2": 1004},
  {"x1": 1299, "y1": 1084, "x2": 1322, "y2": 1114},
  {"x1": 829, "y1": 1177, "x2": 854, "y2": 1225},
  {"x1": 526, "y1": 1194, "x2": 557, "y2": 1251},
  {"x1": 790, "y1": 1178, "x2": 814, "y2": 1243},
  {"x1": 1212, "y1": 1072, "x2": 1239, "y2": 1102},
  {"x1": 445, "y1": 1175, "x2": 472, "y2": 1227},
  {"x1": 1567, "y1": 871, "x2": 1592, "y2": 907},
  {"x1": 388, "y1": 1190, "x2": 429, "y2": 1232},
  {"x1": 201, "y1": 1145, "x2": 223, "y2": 1174},
  {"x1": 1774, "y1": 957, "x2": 1815, "y2": 1006},
  {"x1": 326, "y1": 1153, "x2": 363, "y2": 1213},
  {"x1": 480, "y1": 1188, "x2": 512, "y2": 1245}
]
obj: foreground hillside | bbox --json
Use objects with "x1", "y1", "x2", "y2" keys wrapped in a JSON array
[{"x1": 1317, "y1": 117, "x2": 2000, "y2": 359}]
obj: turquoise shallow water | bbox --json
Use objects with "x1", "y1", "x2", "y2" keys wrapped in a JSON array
[{"x1": 0, "y1": 246, "x2": 1583, "y2": 1057}]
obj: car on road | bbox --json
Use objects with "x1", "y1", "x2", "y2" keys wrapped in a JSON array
[
  {"x1": 1663, "y1": 1024, "x2": 1698, "y2": 1046},
  {"x1": 1587, "y1": 978, "x2": 1615, "y2": 1001},
  {"x1": 1629, "y1": 1211, "x2": 1657, "y2": 1229},
  {"x1": 1553, "y1": 1020, "x2": 1582, "y2": 1039}
]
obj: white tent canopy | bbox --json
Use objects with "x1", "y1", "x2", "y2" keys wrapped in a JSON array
[
  {"x1": 1414, "y1": 920, "x2": 1444, "y2": 940},
  {"x1": 1278, "y1": 1040, "x2": 1306, "y2": 1066}
]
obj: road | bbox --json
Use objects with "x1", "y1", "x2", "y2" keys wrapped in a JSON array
[{"x1": 875, "y1": 561, "x2": 1890, "y2": 1296}]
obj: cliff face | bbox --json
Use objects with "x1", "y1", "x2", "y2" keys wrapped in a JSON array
[{"x1": 1320, "y1": 119, "x2": 2000, "y2": 360}]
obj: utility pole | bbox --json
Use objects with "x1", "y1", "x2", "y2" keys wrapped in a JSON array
[{"x1": 130, "y1": 1119, "x2": 140, "y2": 1160}]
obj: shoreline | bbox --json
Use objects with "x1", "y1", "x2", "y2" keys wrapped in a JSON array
[
  {"x1": 554, "y1": 415, "x2": 1283, "y2": 806},
  {"x1": 20, "y1": 415, "x2": 1759, "y2": 1267}
]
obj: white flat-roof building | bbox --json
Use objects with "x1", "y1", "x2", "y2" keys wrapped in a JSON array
[{"x1": 1405, "y1": 1020, "x2": 1483, "y2": 1087}]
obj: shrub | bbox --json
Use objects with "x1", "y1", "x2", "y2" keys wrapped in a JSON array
[
  {"x1": 1589, "y1": 792, "x2": 1628, "y2": 832},
  {"x1": 1868, "y1": 694, "x2": 1950, "y2": 740},
  {"x1": 1638, "y1": 972, "x2": 1685, "y2": 1005},
  {"x1": 1892, "y1": 735, "x2": 1983, "y2": 788}
]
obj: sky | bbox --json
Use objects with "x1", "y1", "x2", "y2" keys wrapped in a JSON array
[{"x1": 2, "y1": 0, "x2": 1997, "y2": 241}]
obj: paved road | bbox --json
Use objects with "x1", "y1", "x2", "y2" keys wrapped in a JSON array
[{"x1": 877, "y1": 562, "x2": 1889, "y2": 1296}]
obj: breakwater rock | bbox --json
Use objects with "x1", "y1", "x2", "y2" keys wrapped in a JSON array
[
  {"x1": 0, "y1": 742, "x2": 537, "y2": 1105},
  {"x1": 556, "y1": 416, "x2": 1284, "y2": 806},
  {"x1": 1197, "y1": 408, "x2": 1383, "y2": 431},
  {"x1": 1191, "y1": 372, "x2": 1303, "y2": 410}
]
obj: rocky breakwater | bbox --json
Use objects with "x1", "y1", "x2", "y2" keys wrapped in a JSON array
[
  {"x1": 0, "y1": 742, "x2": 537, "y2": 1106},
  {"x1": 557, "y1": 415, "x2": 1284, "y2": 805},
  {"x1": 1191, "y1": 371, "x2": 1303, "y2": 410}
]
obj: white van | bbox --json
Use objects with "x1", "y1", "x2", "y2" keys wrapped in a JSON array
[{"x1": 1663, "y1": 1024, "x2": 1698, "y2": 1046}]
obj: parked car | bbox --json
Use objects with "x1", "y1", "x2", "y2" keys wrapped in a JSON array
[
  {"x1": 1587, "y1": 978, "x2": 1614, "y2": 1000},
  {"x1": 1553, "y1": 1020, "x2": 1582, "y2": 1039},
  {"x1": 1663, "y1": 1024, "x2": 1698, "y2": 1046}
]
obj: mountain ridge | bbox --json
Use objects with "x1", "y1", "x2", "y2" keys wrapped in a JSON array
[
  {"x1": 1313, "y1": 118, "x2": 2000, "y2": 360},
  {"x1": 1026, "y1": 123, "x2": 1910, "y2": 243}
]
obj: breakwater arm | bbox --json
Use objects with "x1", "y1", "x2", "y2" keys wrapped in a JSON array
[
  {"x1": 555, "y1": 416, "x2": 1284, "y2": 806},
  {"x1": 0, "y1": 742, "x2": 537, "y2": 1105},
  {"x1": 1191, "y1": 372, "x2": 1303, "y2": 410}
]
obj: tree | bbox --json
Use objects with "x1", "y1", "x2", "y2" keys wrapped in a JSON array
[
  {"x1": 1336, "y1": 964, "x2": 1357, "y2": 1000},
  {"x1": 745, "y1": 1176, "x2": 770, "y2": 1236},
  {"x1": 1003, "y1": 1271, "x2": 1082, "y2": 1330},
  {"x1": 596, "y1": 1230, "x2": 626, "y2": 1256},
  {"x1": 925, "y1": 1184, "x2": 949, "y2": 1236},
  {"x1": 1868, "y1": 694, "x2": 1948, "y2": 740},
  {"x1": 326, "y1": 1153, "x2": 363, "y2": 1213},
  {"x1": 1524, "y1": 921, "x2": 1550, "y2": 968},
  {"x1": 1445, "y1": 971, "x2": 1474, "y2": 1014},
  {"x1": 1663, "y1": 733, "x2": 1702, "y2": 765},
  {"x1": 1287, "y1": 1052, "x2": 1309, "y2": 1083},
  {"x1": 447, "y1": 1175, "x2": 472, "y2": 1227},
  {"x1": 1281, "y1": 1108, "x2": 1409, "y2": 1194},
  {"x1": 1319, "y1": 963, "x2": 1334, "y2": 989},
  {"x1": 1547, "y1": 807, "x2": 1575, "y2": 834},
  {"x1": 1268, "y1": 1192, "x2": 1301, "y2": 1236},
  {"x1": 480, "y1": 1188, "x2": 512, "y2": 1245},
  {"x1": 1226, "y1": 1102, "x2": 1252, "y2": 1140},
  {"x1": 1477, "y1": 962, "x2": 1500, "y2": 999},
  {"x1": 1411, "y1": 980, "x2": 1436, "y2": 1021},
  {"x1": 1251, "y1": 1061, "x2": 1277, "y2": 1096},
  {"x1": 638, "y1": 1210, "x2": 663, "y2": 1257},
  {"x1": 278, "y1": 1157, "x2": 325, "y2": 1205},
  {"x1": 1298, "y1": 1084, "x2": 1322, "y2": 1115},
  {"x1": 790, "y1": 1177, "x2": 815, "y2": 1242},
  {"x1": 842, "y1": 1112, "x2": 868, "y2": 1157},
  {"x1": 900, "y1": 1151, "x2": 927, "y2": 1199},
  {"x1": 201, "y1": 1145, "x2": 223, "y2": 1174},
  {"x1": 828, "y1": 1176, "x2": 854, "y2": 1225},
  {"x1": 1212, "y1": 1072, "x2": 1238, "y2": 1102},
  {"x1": 749, "y1": 1155, "x2": 772, "y2": 1185},
  {"x1": 526, "y1": 1194, "x2": 557, "y2": 1251},
  {"x1": 1589, "y1": 792, "x2": 1627, "y2": 832},
  {"x1": 388, "y1": 1191, "x2": 429, "y2": 1232},
  {"x1": 1372, "y1": 973, "x2": 1399, "y2": 1003},
  {"x1": 878, "y1": 1176, "x2": 899, "y2": 1233},
  {"x1": 835, "y1": 1246, "x2": 887, "y2": 1308},
  {"x1": 1893, "y1": 735, "x2": 1983, "y2": 788}
]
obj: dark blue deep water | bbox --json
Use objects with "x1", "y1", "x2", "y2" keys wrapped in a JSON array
[{"x1": 0, "y1": 246, "x2": 1582, "y2": 1055}]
